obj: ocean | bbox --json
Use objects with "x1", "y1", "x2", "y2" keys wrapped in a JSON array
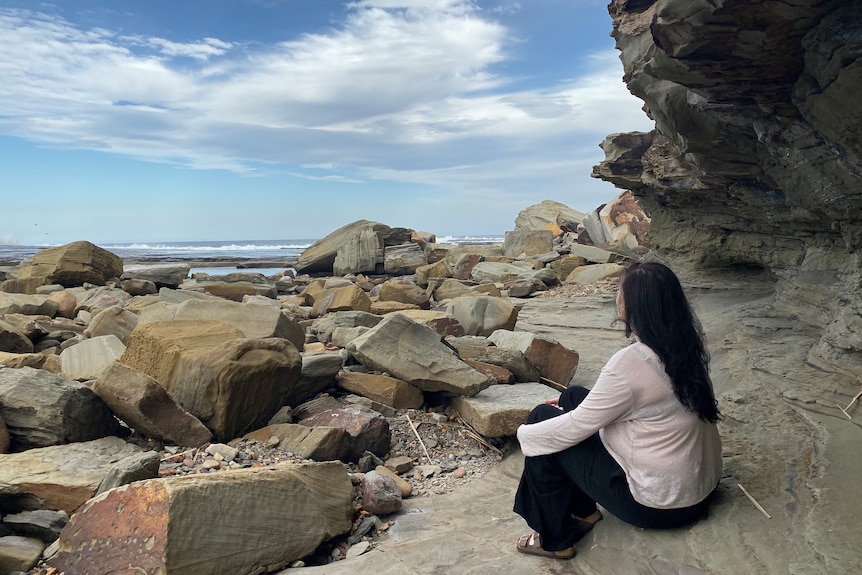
[{"x1": 0, "y1": 236, "x2": 505, "y2": 275}]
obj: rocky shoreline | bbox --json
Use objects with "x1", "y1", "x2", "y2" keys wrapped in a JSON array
[{"x1": 0, "y1": 198, "x2": 642, "y2": 574}]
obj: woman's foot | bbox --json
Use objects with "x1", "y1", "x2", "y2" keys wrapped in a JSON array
[
  {"x1": 570, "y1": 510, "x2": 603, "y2": 542},
  {"x1": 516, "y1": 532, "x2": 575, "y2": 559},
  {"x1": 577, "y1": 510, "x2": 604, "y2": 526}
]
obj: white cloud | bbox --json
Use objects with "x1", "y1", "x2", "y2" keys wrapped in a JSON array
[
  {"x1": 123, "y1": 35, "x2": 234, "y2": 60},
  {"x1": 0, "y1": 2, "x2": 652, "y2": 197}
]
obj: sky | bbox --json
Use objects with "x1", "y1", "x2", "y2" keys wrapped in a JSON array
[{"x1": 0, "y1": 0, "x2": 653, "y2": 245}]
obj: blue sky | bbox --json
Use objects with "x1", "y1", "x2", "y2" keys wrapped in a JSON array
[{"x1": 0, "y1": 0, "x2": 653, "y2": 245}]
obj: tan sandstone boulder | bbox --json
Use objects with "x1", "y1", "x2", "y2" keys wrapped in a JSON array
[
  {"x1": 446, "y1": 295, "x2": 518, "y2": 337},
  {"x1": 337, "y1": 371, "x2": 424, "y2": 410},
  {"x1": 296, "y1": 220, "x2": 413, "y2": 275},
  {"x1": 47, "y1": 462, "x2": 353, "y2": 575},
  {"x1": 83, "y1": 305, "x2": 139, "y2": 344},
  {"x1": 0, "y1": 366, "x2": 119, "y2": 451},
  {"x1": 122, "y1": 322, "x2": 301, "y2": 441},
  {"x1": 0, "y1": 437, "x2": 142, "y2": 512},
  {"x1": 488, "y1": 330, "x2": 580, "y2": 387},
  {"x1": 92, "y1": 362, "x2": 212, "y2": 447},
  {"x1": 450, "y1": 382, "x2": 559, "y2": 438},
  {"x1": 137, "y1": 298, "x2": 305, "y2": 352},
  {"x1": 170, "y1": 338, "x2": 302, "y2": 441},
  {"x1": 119, "y1": 320, "x2": 245, "y2": 389},
  {"x1": 17, "y1": 241, "x2": 123, "y2": 288},
  {"x1": 346, "y1": 314, "x2": 493, "y2": 396}
]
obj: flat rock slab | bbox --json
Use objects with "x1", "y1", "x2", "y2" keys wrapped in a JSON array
[
  {"x1": 0, "y1": 436, "x2": 142, "y2": 513},
  {"x1": 450, "y1": 382, "x2": 559, "y2": 438}
]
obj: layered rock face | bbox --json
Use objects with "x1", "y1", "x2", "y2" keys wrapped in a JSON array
[{"x1": 595, "y1": 0, "x2": 862, "y2": 377}]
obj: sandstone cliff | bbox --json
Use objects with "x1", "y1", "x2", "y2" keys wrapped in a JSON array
[
  {"x1": 594, "y1": 0, "x2": 862, "y2": 379},
  {"x1": 588, "y1": 3, "x2": 862, "y2": 572}
]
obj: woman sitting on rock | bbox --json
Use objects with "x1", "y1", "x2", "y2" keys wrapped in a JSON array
[{"x1": 513, "y1": 261, "x2": 722, "y2": 559}]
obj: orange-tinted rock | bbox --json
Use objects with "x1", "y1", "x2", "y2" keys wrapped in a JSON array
[{"x1": 48, "y1": 462, "x2": 353, "y2": 575}]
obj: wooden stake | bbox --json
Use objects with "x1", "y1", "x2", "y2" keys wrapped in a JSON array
[
  {"x1": 738, "y1": 483, "x2": 772, "y2": 519},
  {"x1": 405, "y1": 412, "x2": 433, "y2": 464},
  {"x1": 454, "y1": 411, "x2": 504, "y2": 456},
  {"x1": 540, "y1": 377, "x2": 568, "y2": 392},
  {"x1": 160, "y1": 447, "x2": 197, "y2": 462},
  {"x1": 844, "y1": 389, "x2": 862, "y2": 413}
]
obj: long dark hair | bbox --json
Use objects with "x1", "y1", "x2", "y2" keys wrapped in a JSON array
[{"x1": 619, "y1": 262, "x2": 721, "y2": 423}]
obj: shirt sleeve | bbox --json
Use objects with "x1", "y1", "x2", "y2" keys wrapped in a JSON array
[{"x1": 516, "y1": 346, "x2": 636, "y2": 457}]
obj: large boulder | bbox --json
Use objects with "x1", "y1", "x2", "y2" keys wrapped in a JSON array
[
  {"x1": 296, "y1": 220, "x2": 413, "y2": 275},
  {"x1": 120, "y1": 321, "x2": 305, "y2": 441},
  {"x1": 137, "y1": 298, "x2": 305, "y2": 352},
  {"x1": 0, "y1": 437, "x2": 142, "y2": 512},
  {"x1": 346, "y1": 314, "x2": 493, "y2": 396},
  {"x1": 310, "y1": 284, "x2": 373, "y2": 317},
  {"x1": 121, "y1": 264, "x2": 191, "y2": 288},
  {"x1": 181, "y1": 274, "x2": 277, "y2": 302},
  {"x1": 17, "y1": 241, "x2": 123, "y2": 288},
  {"x1": 337, "y1": 371, "x2": 424, "y2": 410},
  {"x1": 284, "y1": 351, "x2": 344, "y2": 407},
  {"x1": 514, "y1": 200, "x2": 586, "y2": 233},
  {"x1": 166, "y1": 337, "x2": 302, "y2": 441},
  {"x1": 383, "y1": 243, "x2": 428, "y2": 275},
  {"x1": 469, "y1": 261, "x2": 534, "y2": 284},
  {"x1": 0, "y1": 293, "x2": 58, "y2": 316},
  {"x1": 60, "y1": 334, "x2": 126, "y2": 381},
  {"x1": 446, "y1": 295, "x2": 518, "y2": 337},
  {"x1": 377, "y1": 280, "x2": 430, "y2": 309},
  {"x1": 488, "y1": 330, "x2": 580, "y2": 386},
  {"x1": 83, "y1": 305, "x2": 139, "y2": 344},
  {"x1": 46, "y1": 462, "x2": 354, "y2": 575},
  {"x1": 310, "y1": 310, "x2": 382, "y2": 344},
  {"x1": 92, "y1": 362, "x2": 212, "y2": 447},
  {"x1": 582, "y1": 190, "x2": 651, "y2": 255},
  {"x1": 299, "y1": 405, "x2": 391, "y2": 461},
  {"x1": 0, "y1": 319, "x2": 34, "y2": 354},
  {"x1": 167, "y1": 337, "x2": 302, "y2": 441},
  {"x1": 119, "y1": 320, "x2": 246, "y2": 389},
  {"x1": 501, "y1": 229, "x2": 554, "y2": 258},
  {"x1": 0, "y1": 367, "x2": 119, "y2": 451},
  {"x1": 243, "y1": 424, "x2": 348, "y2": 462}
]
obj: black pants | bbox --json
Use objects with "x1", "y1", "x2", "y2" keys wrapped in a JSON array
[{"x1": 513, "y1": 386, "x2": 710, "y2": 551}]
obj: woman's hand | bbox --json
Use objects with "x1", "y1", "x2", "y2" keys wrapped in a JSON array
[{"x1": 544, "y1": 397, "x2": 564, "y2": 410}]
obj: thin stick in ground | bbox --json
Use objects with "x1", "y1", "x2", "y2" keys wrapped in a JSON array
[
  {"x1": 738, "y1": 483, "x2": 772, "y2": 519},
  {"x1": 405, "y1": 412, "x2": 433, "y2": 464}
]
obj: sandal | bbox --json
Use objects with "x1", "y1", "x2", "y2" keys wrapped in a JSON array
[{"x1": 516, "y1": 532, "x2": 575, "y2": 560}]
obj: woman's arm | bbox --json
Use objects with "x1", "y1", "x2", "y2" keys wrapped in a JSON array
[{"x1": 516, "y1": 348, "x2": 636, "y2": 456}]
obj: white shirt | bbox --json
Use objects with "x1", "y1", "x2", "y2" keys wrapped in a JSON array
[{"x1": 516, "y1": 342, "x2": 722, "y2": 509}]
